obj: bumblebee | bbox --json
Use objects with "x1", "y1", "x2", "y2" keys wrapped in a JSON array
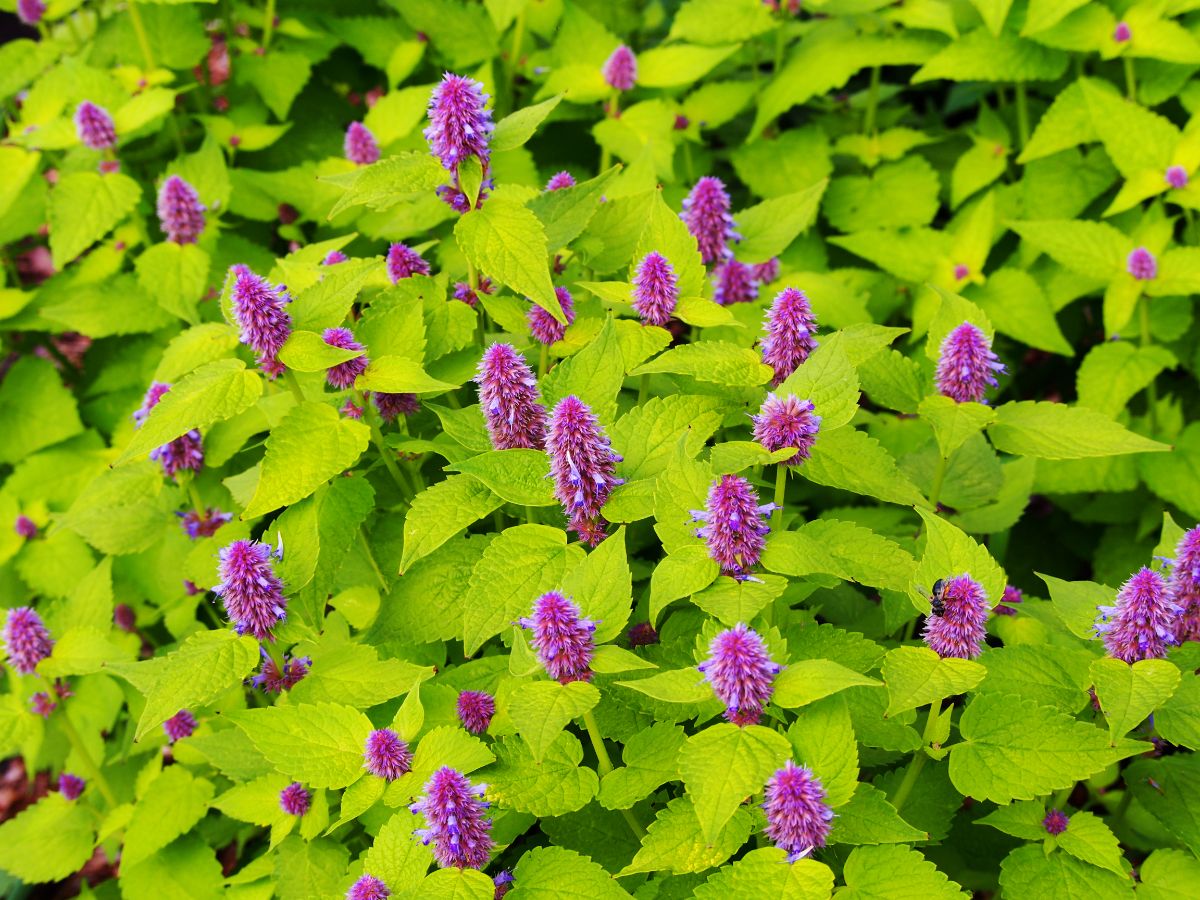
[{"x1": 929, "y1": 578, "x2": 948, "y2": 617}]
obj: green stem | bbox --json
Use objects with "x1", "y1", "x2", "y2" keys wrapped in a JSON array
[
  {"x1": 927, "y1": 455, "x2": 948, "y2": 509},
  {"x1": 637, "y1": 373, "x2": 649, "y2": 405},
  {"x1": 864, "y1": 66, "x2": 881, "y2": 135},
  {"x1": 773, "y1": 19, "x2": 786, "y2": 72},
  {"x1": 772, "y1": 464, "x2": 787, "y2": 532},
  {"x1": 1050, "y1": 785, "x2": 1073, "y2": 810},
  {"x1": 1123, "y1": 56, "x2": 1136, "y2": 101},
  {"x1": 359, "y1": 526, "x2": 389, "y2": 593},
  {"x1": 892, "y1": 698, "x2": 944, "y2": 813},
  {"x1": 1015, "y1": 82, "x2": 1029, "y2": 150},
  {"x1": 525, "y1": 506, "x2": 536, "y2": 525},
  {"x1": 127, "y1": 0, "x2": 156, "y2": 71},
  {"x1": 599, "y1": 93, "x2": 617, "y2": 173},
  {"x1": 367, "y1": 410, "x2": 410, "y2": 495},
  {"x1": 58, "y1": 711, "x2": 119, "y2": 809},
  {"x1": 184, "y1": 478, "x2": 205, "y2": 515},
  {"x1": 1139, "y1": 294, "x2": 1158, "y2": 435},
  {"x1": 262, "y1": 0, "x2": 276, "y2": 51},
  {"x1": 581, "y1": 710, "x2": 645, "y2": 839},
  {"x1": 282, "y1": 369, "x2": 305, "y2": 404},
  {"x1": 539, "y1": 343, "x2": 549, "y2": 380}
]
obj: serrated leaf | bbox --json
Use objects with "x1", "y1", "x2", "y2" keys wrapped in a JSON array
[
  {"x1": 801, "y1": 428, "x2": 928, "y2": 507},
  {"x1": 882, "y1": 646, "x2": 986, "y2": 717},
  {"x1": 562, "y1": 526, "x2": 633, "y2": 643},
  {"x1": 135, "y1": 241, "x2": 210, "y2": 322},
  {"x1": 774, "y1": 660, "x2": 880, "y2": 710},
  {"x1": 277, "y1": 330, "x2": 364, "y2": 372},
  {"x1": 401, "y1": 474, "x2": 504, "y2": 574},
  {"x1": 776, "y1": 342, "x2": 860, "y2": 432},
  {"x1": 323, "y1": 152, "x2": 448, "y2": 217},
  {"x1": 124, "y1": 766, "x2": 215, "y2": 866},
  {"x1": 631, "y1": 341, "x2": 773, "y2": 386},
  {"x1": 650, "y1": 545, "x2": 721, "y2": 624},
  {"x1": 617, "y1": 668, "x2": 712, "y2": 704},
  {"x1": 913, "y1": 28, "x2": 1068, "y2": 83},
  {"x1": 365, "y1": 810, "x2": 434, "y2": 891},
  {"x1": 0, "y1": 794, "x2": 95, "y2": 883},
  {"x1": 735, "y1": 181, "x2": 827, "y2": 262},
  {"x1": 492, "y1": 94, "x2": 562, "y2": 152},
  {"x1": 987, "y1": 401, "x2": 1170, "y2": 459},
  {"x1": 456, "y1": 198, "x2": 561, "y2": 322},
  {"x1": 49, "y1": 171, "x2": 141, "y2": 267},
  {"x1": 599, "y1": 723, "x2": 685, "y2": 810},
  {"x1": 694, "y1": 847, "x2": 834, "y2": 900},
  {"x1": 830, "y1": 783, "x2": 928, "y2": 845},
  {"x1": 913, "y1": 508, "x2": 1006, "y2": 618},
  {"x1": 787, "y1": 696, "x2": 859, "y2": 809},
  {"x1": 841, "y1": 845, "x2": 968, "y2": 899},
  {"x1": 1056, "y1": 811, "x2": 1127, "y2": 876},
  {"x1": 228, "y1": 702, "x2": 374, "y2": 789},
  {"x1": 485, "y1": 733, "x2": 599, "y2": 817},
  {"x1": 358, "y1": 355, "x2": 457, "y2": 393},
  {"x1": 764, "y1": 519, "x2": 917, "y2": 593},
  {"x1": 999, "y1": 844, "x2": 1132, "y2": 900},
  {"x1": 511, "y1": 845, "x2": 634, "y2": 899},
  {"x1": 1091, "y1": 657, "x2": 1180, "y2": 742},
  {"x1": 620, "y1": 796, "x2": 751, "y2": 875},
  {"x1": 508, "y1": 681, "x2": 600, "y2": 763},
  {"x1": 691, "y1": 574, "x2": 789, "y2": 626},
  {"x1": 610, "y1": 395, "x2": 725, "y2": 481},
  {"x1": 918, "y1": 396, "x2": 996, "y2": 459},
  {"x1": 288, "y1": 643, "x2": 431, "y2": 709},
  {"x1": 540, "y1": 316, "x2": 625, "y2": 423}
]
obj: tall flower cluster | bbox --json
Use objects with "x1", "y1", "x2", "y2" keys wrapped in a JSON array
[
  {"x1": 1167, "y1": 526, "x2": 1200, "y2": 643},
  {"x1": 698, "y1": 622, "x2": 781, "y2": 726},
  {"x1": 58, "y1": 773, "x2": 85, "y2": 801},
  {"x1": 386, "y1": 243, "x2": 431, "y2": 282},
  {"x1": 3, "y1": 607, "x2": 52, "y2": 674},
  {"x1": 74, "y1": 101, "x2": 116, "y2": 150},
  {"x1": 344, "y1": 122, "x2": 380, "y2": 166},
  {"x1": 364, "y1": 729, "x2": 412, "y2": 781},
  {"x1": 691, "y1": 475, "x2": 774, "y2": 580},
  {"x1": 682, "y1": 176, "x2": 738, "y2": 264},
  {"x1": 935, "y1": 322, "x2": 1004, "y2": 404},
  {"x1": 163, "y1": 709, "x2": 197, "y2": 742},
  {"x1": 1128, "y1": 247, "x2": 1157, "y2": 281},
  {"x1": 453, "y1": 275, "x2": 494, "y2": 307},
  {"x1": 134, "y1": 382, "x2": 204, "y2": 478},
  {"x1": 520, "y1": 592, "x2": 597, "y2": 684},
  {"x1": 602, "y1": 45, "x2": 638, "y2": 92},
  {"x1": 424, "y1": 73, "x2": 494, "y2": 212},
  {"x1": 252, "y1": 650, "x2": 309, "y2": 693},
  {"x1": 411, "y1": 767, "x2": 493, "y2": 869},
  {"x1": 632, "y1": 252, "x2": 679, "y2": 326},
  {"x1": 17, "y1": 0, "x2": 45, "y2": 26},
  {"x1": 752, "y1": 394, "x2": 821, "y2": 465},
  {"x1": 373, "y1": 392, "x2": 420, "y2": 421},
  {"x1": 1167, "y1": 166, "x2": 1189, "y2": 189},
  {"x1": 322, "y1": 327, "x2": 369, "y2": 389},
  {"x1": 545, "y1": 171, "x2": 575, "y2": 191},
  {"x1": 546, "y1": 395, "x2": 623, "y2": 546},
  {"x1": 456, "y1": 691, "x2": 495, "y2": 735},
  {"x1": 1095, "y1": 567, "x2": 1180, "y2": 663},
  {"x1": 1043, "y1": 809, "x2": 1069, "y2": 835},
  {"x1": 761, "y1": 288, "x2": 818, "y2": 386},
  {"x1": 157, "y1": 176, "x2": 205, "y2": 244},
  {"x1": 14, "y1": 515, "x2": 37, "y2": 539},
  {"x1": 476, "y1": 344, "x2": 548, "y2": 450},
  {"x1": 347, "y1": 876, "x2": 390, "y2": 900},
  {"x1": 214, "y1": 539, "x2": 287, "y2": 641},
  {"x1": 280, "y1": 782, "x2": 311, "y2": 816},
  {"x1": 922, "y1": 574, "x2": 990, "y2": 660},
  {"x1": 528, "y1": 287, "x2": 575, "y2": 345},
  {"x1": 712, "y1": 259, "x2": 758, "y2": 306},
  {"x1": 231, "y1": 266, "x2": 292, "y2": 378},
  {"x1": 178, "y1": 508, "x2": 233, "y2": 539},
  {"x1": 763, "y1": 761, "x2": 834, "y2": 860}
]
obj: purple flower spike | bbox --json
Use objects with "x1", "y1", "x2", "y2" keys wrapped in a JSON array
[
  {"x1": 425, "y1": 74, "x2": 494, "y2": 175},
  {"x1": 280, "y1": 782, "x2": 311, "y2": 817},
  {"x1": 935, "y1": 322, "x2": 1005, "y2": 404},
  {"x1": 494, "y1": 871, "x2": 514, "y2": 898},
  {"x1": 386, "y1": 243, "x2": 431, "y2": 283},
  {"x1": 752, "y1": 394, "x2": 821, "y2": 466},
  {"x1": 691, "y1": 475, "x2": 775, "y2": 581},
  {"x1": 632, "y1": 251, "x2": 679, "y2": 326},
  {"x1": 454, "y1": 275, "x2": 494, "y2": 308},
  {"x1": 761, "y1": 288, "x2": 818, "y2": 387},
  {"x1": 456, "y1": 690, "x2": 495, "y2": 735},
  {"x1": 347, "y1": 875, "x2": 390, "y2": 900},
  {"x1": 14, "y1": 515, "x2": 37, "y2": 539},
  {"x1": 682, "y1": 176, "x2": 739, "y2": 265},
  {"x1": 58, "y1": 773, "x2": 85, "y2": 801},
  {"x1": 1043, "y1": 809, "x2": 1069, "y2": 835},
  {"x1": 365, "y1": 728, "x2": 413, "y2": 781},
  {"x1": 157, "y1": 176, "x2": 205, "y2": 245},
  {"x1": 763, "y1": 761, "x2": 834, "y2": 861},
  {"x1": 17, "y1": 0, "x2": 46, "y2": 26},
  {"x1": 476, "y1": 343, "x2": 548, "y2": 451},
  {"x1": 323, "y1": 250, "x2": 348, "y2": 266},
  {"x1": 345, "y1": 122, "x2": 380, "y2": 166},
  {"x1": 178, "y1": 508, "x2": 233, "y2": 539},
  {"x1": 410, "y1": 767, "x2": 493, "y2": 870},
  {"x1": 134, "y1": 382, "x2": 204, "y2": 478},
  {"x1": 545, "y1": 171, "x2": 576, "y2": 191},
  {"x1": 252, "y1": 650, "x2": 310, "y2": 693},
  {"x1": 1168, "y1": 526, "x2": 1200, "y2": 644},
  {"x1": 546, "y1": 395, "x2": 623, "y2": 546},
  {"x1": 163, "y1": 709, "x2": 197, "y2": 742},
  {"x1": 1167, "y1": 166, "x2": 1189, "y2": 189},
  {"x1": 528, "y1": 286, "x2": 575, "y2": 346},
  {"x1": 1128, "y1": 247, "x2": 1157, "y2": 280},
  {"x1": 322, "y1": 327, "x2": 369, "y2": 390},
  {"x1": 372, "y1": 392, "x2": 420, "y2": 421},
  {"x1": 3, "y1": 607, "x2": 53, "y2": 675},
  {"x1": 519, "y1": 591, "x2": 597, "y2": 684},
  {"x1": 923, "y1": 574, "x2": 990, "y2": 660},
  {"x1": 31, "y1": 692, "x2": 55, "y2": 717},
  {"x1": 995, "y1": 584, "x2": 1023, "y2": 617},
  {"x1": 953, "y1": 263, "x2": 970, "y2": 281},
  {"x1": 713, "y1": 259, "x2": 759, "y2": 306},
  {"x1": 214, "y1": 539, "x2": 287, "y2": 641},
  {"x1": 628, "y1": 622, "x2": 660, "y2": 648},
  {"x1": 698, "y1": 622, "x2": 781, "y2": 726},
  {"x1": 603, "y1": 45, "x2": 638, "y2": 92},
  {"x1": 1114, "y1": 21, "x2": 1132, "y2": 43},
  {"x1": 1095, "y1": 567, "x2": 1180, "y2": 663},
  {"x1": 231, "y1": 266, "x2": 293, "y2": 378},
  {"x1": 74, "y1": 101, "x2": 116, "y2": 150},
  {"x1": 753, "y1": 258, "x2": 781, "y2": 285}
]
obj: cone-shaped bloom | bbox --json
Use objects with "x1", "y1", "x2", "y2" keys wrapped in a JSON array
[
  {"x1": 135, "y1": 381, "x2": 205, "y2": 478},
  {"x1": 386, "y1": 243, "x2": 431, "y2": 282},
  {"x1": 632, "y1": 252, "x2": 679, "y2": 326},
  {"x1": 713, "y1": 259, "x2": 758, "y2": 306},
  {"x1": 323, "y1": 250, "x2": 348, "y2": 265},
  {"x1": 456, "y1": 690, "x2": 495, "y2": 735},
  {"x1": 373, "y1": 392, "x2": 420, "y2": 421},
  {"x1": 1167, "y1": 166, "x2": 1189, "y2": 189},
  {"x1": 923, "y1": 574, "x2": 990, "y2": 660},
  {"x1": 519, "y1": 591, "x2": 597, "y2": 683},
  {"x1": 935, "y1": 322, "x2": 1005, "y2": 404},
  {"x1": 3, "y1": 607, "x2": 53, "y2": 674},
  {"x1": 761, "y1": 288, "x2": 818, "y2": 387},
  {"x1": 476, "y1": 343, "x2": 548, "y2": 450},
  {"x1": 114, "y1": 604, "x2": 137, "y2": 631},
  {"x1": 341, "y1": 399, "x2": 362, "y2": 419},
  {"x1": 628, "y1": 622, "x2": 659, "y2": 647},
  {"x1": 31, "y1": 692, "x2": 55, "y2": 717},
  {"x1": 425, "y1": 74, "x2": 494, "y2": 174},
  {"x1": 753, "y1": 258, "x2": 781, "y2": 285},
  {"x1": 1095, "y1": 567, "x2": 1180, "y2": 662},
  {"x1": 691, "y1": 476, "x2": 774, "y2": 580},
  {"x1": 763, "y1": 761, "x2": 834, "y2": 860},
  {"x1": 231, "y1": 266, "x2": 292, "y2": 378},
  {"x1": 163, "y1": 709, "x2": 197, "y2": 742},
  {"x1": 59, "y1": 773, "x2": 85, "y2": 800},
  {"x1": 14, "y1": 515, "x2": 36, "y2": 539},
  {"x1": 699, "y1": 622, "x2": 782, "y2": 726},
  {"x1": 347, "y1": 875, "x2": 390, "y2": 900},
  {"x1": 1128, "y1": 247, "x2": 1157, "y2": 280},
  {"x1": 214, "y1": 539, "x2": 287, "y2": 640},
  {"x1": 280, "y1": 782, "x2": 311, "y2": 816},
  {"x1": 157, "y1": 176, "x2": 205, "y2": 244},
  {"x1": 546, "y1": 395, "x2": 623, "y2": 546},
  {"x1": 528, "y1": 286, "x2": 575, "y2": 345},
  {"x1": 753, "y1": 394, "x2": 820, "y2": 466},
  {"x1": 602, "y1": 45, "x2": 638, "y2": 91},
  {"x1": 995, "y1": 584, "x2": 1023, "y2": 616},
  {"x1": 75, "y1": 101, "x2": 116, "y2": 150},
  {"x1": 682, "y1": 176, "x2": 738, "y2": 264},
  {"x1": 953, "y1": 263, "x2": 970, "y2": 281},
  {"x1": 322, "y1": 327, "x2": 369, "y2": 389},
  {"x1": 178, "y1": 508, "x2": 233, "y2": 539},
  {"x1": 345, "y1": 122, "x2": 380, "y2": 166},
  {"x1": 1114, "y1": 21, "x2": 1132, "y2": 42},
  {"x1": 17, "y1": 0, "x2": 45, "y2": 25},
  {"x1": 252, "y1": 650, "x2": 309, "y2": 693},
  {"x1": 365, "y1": 728, "x2": 412, "y2": 781},
  {"x1": 411, "y1": 767, "x2": 493, "y2": 869},
  {"x1": 493, "y1": 871, "x2": 514, "y2": 898},
  {"x1": 1168, "y1": 526, "x2": 1200, "y2": 643},
  {"x1": 545, "y1": 171, "x2": 575, "y2": 191},
  {"x1": 453, "y1": 275, "x2": 494, "y2": 307},
  {"x1": 1043, "y1": 809, "x2": 1069, "y2": 835}
]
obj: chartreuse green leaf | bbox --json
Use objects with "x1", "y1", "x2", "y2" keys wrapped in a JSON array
[
  {"x1": 227, "y1": 702, "x2": 373, "y2": 789},
  {"x1": 950, "y1": 693, "x2": 1147, "y2": 803},
  {"x1": 365, "y1": 810, "x2": 434, "y2": 892},
  {"x1": 800, "y1": 428, "x2": 928, "y2": 507},
  {"x1": 277, "y1": 330, "x2": 364, "y2": 371},
  {"x1": 631, "y1": 341, "x2": 773, "y2": 387},
  {"x1": 416, "y1": 868, "x2": 495, "y2": 900},
  {"x1": 322, "y1": 151, "x2": 448, "y2": 217},
  {"x1": 507, "y1": 681, "x2": 600, "y2": 763},
  {"x1": 135, "y1": 241, "x2": 210, "y2": 322},
  {"x1": 1038, "y1": 573, "x2": 1114, "y2": 640},
  {"x1": 528, "y1": 165, "x2": 620, "y2": 252},
  {"x1": 1157, "y1": 673, "x2": 1200, "y2": 750},
  {"x1": 274, "y1": 836, "x2": 349, "y2": 900},
  {"x1": 456, "y1": 198, "x2": 563, "y2": 322},
  {"x1": 540, "y1": 316, "x2": 626, "y2": 423},
  {"x1": 883, "y1": 647, "x2": 987, "y2": 717},
  {"x1": 620, "y1": 797, "x2": 751, "y2": 875},
  {"x1": 776, "y1": 342, "x2": 860, "y2": 431},
  {"x1": 987, "y1": 401, "x2": 1170, "y2": 460},
  {"x1": 0, "y1": 357, "x2": 83, "y2": 465},
  {"x1": 913, "y1": 508, "x2": 1006, "y2": 615},
  {"x1": 735, "y1": 180, "x2": 828, "y2": 262},
  {"x1": 841, "y1": 845, "x2": 969, "y2": 900},
  {"x1": 49, "y1": 171, "x2": 141, "y2": 267},
  {"x1": 491, "y1": 94, "x2": 562, "y2": 151},
  {"x1": 117, "y1": 359, "x2": 263, "y2": 466},
  {"x1": 0, "y1": 794, "x2": 95, "y2": 883},
  {"x1": 611, "y1": 395, "x2": 725, "y2": 481},
  {"x1": 562, "y1": 527, "x2": 633, "y2": 642},
  {"x1": 764, "y1": 520, "x2": 917, "y2": 593},
  {"x1": 384, "y1": 726, "x2": 495, "y2": 810},
  {"x1": 485, "y1": 733, "x2": 599, "y2": 817},
  {"x1": 38, "y1": 626, "x2": 130, "y2": 678},
  {"x1": 512, "y1": 845, "x2": 634, "y2": 899},
  {"x1": 598, "y1": 723, "x2": 685, "y2": 810},
  {"x1": 119, "y1": 836, "x2": 224, "y2": 900},
  {"x1": 124, "y1": 766, "x2": 215, "y2": 866},
  {"x1": 401, "y1": 474, "x2": 505, "y2": 574},
  {"x1": 1091, "y1": 657, "x2": 1181, "y2": 742},
  {"x1": 1056, "y1": 811, "x2": 1127, "y2": 876},
  {"x1": 679, "y1": 723, "x2": 791, "y2": 843},
  {"x1": 695, "y1": 847, "x2": 834, "y2": 899},
  {"x1": 357, "y1": 355, "x2": 458, "y2": 393},
  {"x1": 976, "y1": 799, "x2": 1045, "y2": 839},
  {"x1": 288, "y1": 643, "x2": 432, "y2": 709},
  {"x1": 999, "y1": 844, "x2": 1132, "y2": 900},
  {"x1": 650, "y1": 545, "x2": 720, "y2": 623},
  {"x1": 214, "y1": 773, "x2": 291, "y2": 827},
  {"x1": 829, "y1": 783, "x2": 928, "y2": 845},
  {"x1": 774, "y1": 660, "x2": 880, "y2": 710},
  {"x1": 59, "y1": 462, "x2": 176, "y2": 555},
  {"x1": 449, "y1": 449, "x2": 555, "y2": 506},
  {"x1": 918, "y1": 396, "x2": 996, "y2": 458},
  {"x1": 1138, "y1": 849, "x2": 1200, "y2": 900},
  {"x1": 787, "y1": 696, "x2": 859, "y2": 808},
  {"x1": 691, "y1": 574, "x2": 788, "y2": 626},
  {"x1": 617, "y1": 668, "x2": 712, "y2": 704}
]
